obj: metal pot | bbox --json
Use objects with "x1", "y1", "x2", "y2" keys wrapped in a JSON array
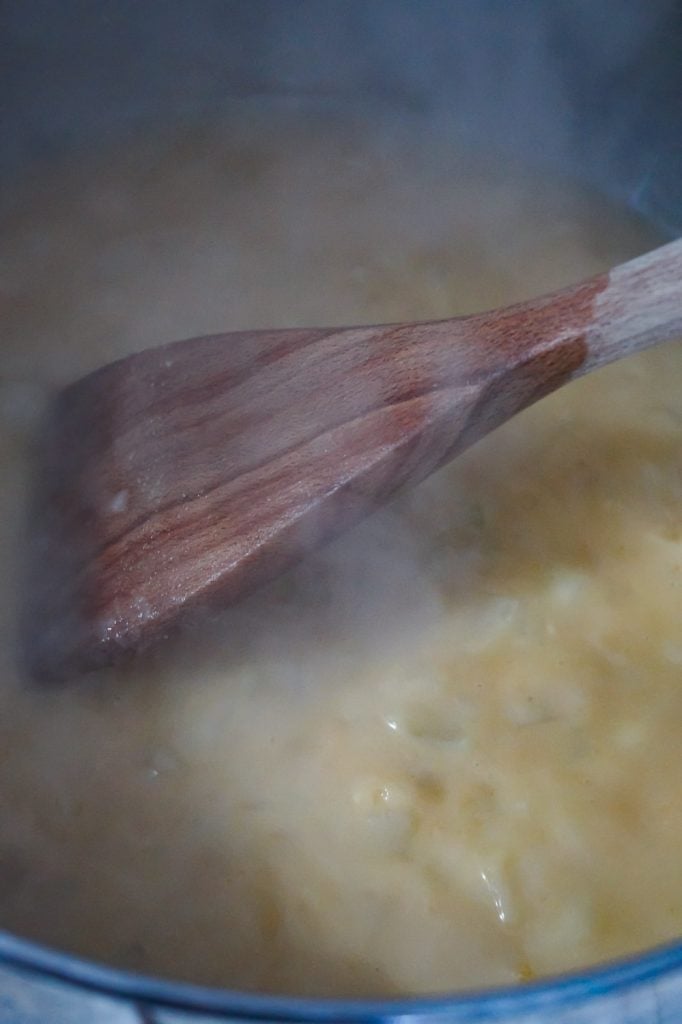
[{"x1": 1, "y1": 2, "x2": 681, "y2": 1021}]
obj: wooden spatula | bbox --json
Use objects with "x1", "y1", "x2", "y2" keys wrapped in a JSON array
[{"x1": 26, "y1": 238, "x2": 682, "y2": 680}]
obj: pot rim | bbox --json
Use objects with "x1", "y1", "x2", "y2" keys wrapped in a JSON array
[{"x1": 0, "y1": 928, "x2": 681, "y2": 1020}]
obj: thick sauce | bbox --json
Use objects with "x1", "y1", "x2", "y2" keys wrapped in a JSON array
[{"x1": 0, "y1": 111, "x2": 680, "y2": 995}]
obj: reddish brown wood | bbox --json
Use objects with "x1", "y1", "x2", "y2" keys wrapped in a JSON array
[{"x1": 25, "y1": 238, "x2": 682, "y2": 680}]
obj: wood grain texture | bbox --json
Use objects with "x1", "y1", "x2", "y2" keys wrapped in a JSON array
[{"x1": 25, "y1": 238, "x2": 682, "y2": 679}]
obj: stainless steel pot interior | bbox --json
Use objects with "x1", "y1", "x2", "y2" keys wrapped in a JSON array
[
  {"x1": 1, "y1": 2, "x2": 681, "y2": 1022},
  {"x1": 3, "y1": 0, "x2": 682, "y2": 235}
]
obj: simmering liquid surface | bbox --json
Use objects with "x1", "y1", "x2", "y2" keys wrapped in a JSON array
[{"x1": 0, "y1": 110, "x2": 680, "y2": 995}]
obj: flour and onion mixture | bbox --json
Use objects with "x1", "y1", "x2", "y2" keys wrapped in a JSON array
[{"x1": 0, "y1": 108, "x2": 680, "y2": 995}]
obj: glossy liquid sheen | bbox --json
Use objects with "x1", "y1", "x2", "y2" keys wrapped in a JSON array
[{"x1": 1, "y1": 111, "x2": 680, "y2": 996}]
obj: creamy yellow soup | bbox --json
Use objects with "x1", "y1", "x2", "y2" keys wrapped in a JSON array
[{"x1": 0, "y1": 110, "x2": 680, "y2": 996}]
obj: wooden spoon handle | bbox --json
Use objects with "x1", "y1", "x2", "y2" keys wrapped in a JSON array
[{"x1": 582, "y1": 236, "x2": 682, "y2": 373}]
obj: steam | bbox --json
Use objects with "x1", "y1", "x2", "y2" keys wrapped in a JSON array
[{"x1": 0, "y1": 0, "x2": 677, "y2": 996}]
